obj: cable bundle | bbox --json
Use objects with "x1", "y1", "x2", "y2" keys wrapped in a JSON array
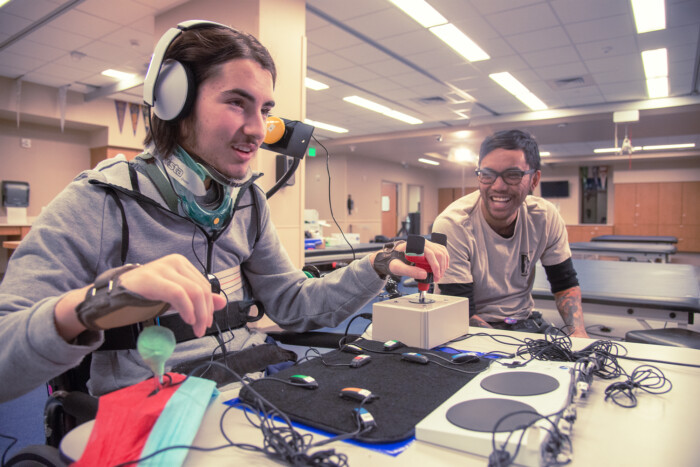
[{"x1": 604, "y1": 364, "x2": 672, "y2": 408}]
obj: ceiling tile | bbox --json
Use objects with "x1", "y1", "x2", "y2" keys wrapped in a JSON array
[
  {"x1": 565, "y1": 15, "x2": 635, "y2": 43},
  {"x1": 308, "y1": 52, "x2": 355, "y2": 73},
  {"x1": 307, "y1": 0, "x2": 390, "y2": 21},
  {"x1": 307, "y1": 24, "x2": 363, "y2": 50},
  {"x1": 485, "y1": 3, "x2": 559, "y2": 36},
  {"x1": 505, "y1": 26, "x2": 571, "y2": 53},
  {"x1": 49, "y1": 9, "x2": 121, "y2": 39},
  {"x1": 598, "y1": 80, "x2": 647, "y2": 101},
  {"x1": 522, "y1": 46, "x2": 580, "y2": 68},
  {"x1": 575, "y1": 35, "x2": 638, "y2": 60},
  {"x1": 2, "y1": 0, "x2": 60, "y2": 21},
  {"x1": 0, "y1": 12, "x2": 33, "y2": 38},
  {"x1": 470, "y1": 0, "x2": 545, "y2": 16},
  {"x1": 4, "y1": 38, "x2": 64, "y2": 62},
  {"x1": 344, "y1": 8, "x2": 417, "y2": 41},
  {"x1": 23, "y1": 25, "x2": 92, "y2": 52},
  {"x1": 535, "y1": 61, "x2": 589, "y2": 81},
  {"x1": 334, "y1": 43, "x2": 390, "y2": 66},
  {"x1": 77, "y1": 0, "x2": 155, "y2": 26},
  {"x1": 550, "y1": 0, "x2": 629, "y2": 24}
]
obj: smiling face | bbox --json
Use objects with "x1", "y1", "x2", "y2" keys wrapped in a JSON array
[
  {"x1": 179, "y1": 58, "x2": 275, "y2": 180},
  {"x1": 478, "y1": 147, "x2": 541, "y2": 235}
]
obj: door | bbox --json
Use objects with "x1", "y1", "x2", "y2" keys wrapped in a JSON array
[{"x1": 381, "y1": 181, "x2": 398, "y2": 238}]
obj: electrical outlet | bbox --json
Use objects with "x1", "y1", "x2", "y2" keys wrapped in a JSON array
[{"x1": 20, "y1": 138, "x2": 31, "y2": 149}]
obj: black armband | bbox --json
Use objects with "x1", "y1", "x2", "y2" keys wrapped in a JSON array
[
  {"x1": 372, "y1": 241, "x2": 411, "y2": 279},
  {"x1": 543, "y1": 258, "x2": 579, "y2": 294},
  {"x1": 76, "y1": 264, "x2": 169, "y2": 331},
  {"x1": 438, "y1": 282, "x2": 476, "y2": 317}
]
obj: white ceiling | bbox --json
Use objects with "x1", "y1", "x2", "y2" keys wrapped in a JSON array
[{"x1": 0, "y1": 0, "x2": 699, "y2": 173}]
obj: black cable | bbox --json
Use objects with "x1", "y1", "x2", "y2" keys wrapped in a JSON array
[
  {"x1": 604, "y1": 364, "x2": 672, "y2": 408},
  {"x1": 339, "y1": 313, "x2": 373, "y2": 348},
  {"x1": 0, "y1": 433, "x2": 18, "y2": 467},
  {"x1": 115, "y1": 360, "x2": 364, "y2": 466},
  {"x1": 314, "y1": 136, "x2": 356, "y2": 263}
]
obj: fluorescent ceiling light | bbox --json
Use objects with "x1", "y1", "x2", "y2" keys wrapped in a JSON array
[
  {"x1": 452, "y1": 147, "x2": 475, "y2": 163},
  {"x1": 452, "y1": 130, "x2": 470, "y2": 139},
  {"x1": 101, "y1": 69, "x2": 135, "y2": 80},
  {"x1": 388, "y1": 0, "x2": 447, "y2": 28},
  {"x1": 418, "y1": 158, "x2": 440, "y2": 166},
  {"x1": 646, "y1": 77, "x2": 669, "y2": 98},
  {"x1": 540, "y1": 151, "x2": 551, "y2": 157},
  {"x1": 343, "y1": 95, "x2": 390, "y2": 113},
  {"x1": 489, "y1": 72, "x2": 547, "y2": 111},
  {"x1": 631, "y1": 0, "x2": 666, "y2": 33},
  {"x1": 304, "y1": 118, "x2": 348, "y2": 134},
  {"x1": 642, "y1": 143, "x2": 695, "y2": 150},
  {"x1": 429, "y1": 23, "x2": 490, "y2": 62},
  {"x1": 0, "y1": 0, "x2": 13, "y2": 7},
  {"x1": 641, "y1": 48, "x2": 667, "y2": 79},
  {"x1": 383, "y1": 109, "x2": 423, "y2": 125},
  {"x1": 305, "y1": 77, "x2": 329, "y2": 91},
  {"x1": 343, "y1": 96, "x2": 423, "y2": 124},
  {"x1": 594, "y1": 146, "x2": 642, "y2": 153}
]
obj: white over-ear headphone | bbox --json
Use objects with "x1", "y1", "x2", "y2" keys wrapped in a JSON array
[{"x1": 142, "y1": 20, "x2": 233, "y2": 122}]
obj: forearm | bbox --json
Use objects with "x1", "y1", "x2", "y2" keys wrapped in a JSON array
[
  {"x1": 553, "y1": 286, "x2": 587, "y2": 336},
  {"x1": 55, "y1": 286, "x2": 91, "y2": 342}
]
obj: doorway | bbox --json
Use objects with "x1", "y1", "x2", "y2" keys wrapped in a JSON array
[
  {"x1": 381, "y1": 181, "x2": 398, "y2": 238},
  {"x1": 407, "y1": 184, "x2": 422, "y2": 234}
]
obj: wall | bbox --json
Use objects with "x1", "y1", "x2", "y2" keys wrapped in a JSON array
[
  {"x1": 0, "y1": 119, "x2": 93, "y2": 271},
  {"x1": 0, "y1": 119, "x2": 92, "y2": 217},
  {"x1": 305, "y1": 153, "x2": 441, "y2": 241},
  {"x1": 434, "y1": 156, "x2": 700, "y2": 227}
]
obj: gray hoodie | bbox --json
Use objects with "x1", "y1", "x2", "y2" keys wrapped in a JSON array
[{"x1": 0, "y1": 155, "x2": 384, "y2": 401}]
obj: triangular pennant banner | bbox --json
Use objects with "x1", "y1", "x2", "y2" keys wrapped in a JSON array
[
  {"x1": 115, "y1": 100, "x2": 127, "y2": 134},
  {"x1": 129, "y1": 102, "x2": 140, "y2": 136}
]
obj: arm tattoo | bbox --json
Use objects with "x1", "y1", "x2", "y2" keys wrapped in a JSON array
[{"x1": 553, "y1": 286, "x2": 585, "y2": 332}]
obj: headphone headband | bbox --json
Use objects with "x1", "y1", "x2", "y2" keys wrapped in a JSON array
[{"x1": 142, "y1": 20, "x2": 233, "y2": 120}]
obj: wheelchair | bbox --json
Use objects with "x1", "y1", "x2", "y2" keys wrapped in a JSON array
[{"x1": 4, "y1": 330, "x2": 358, "y2": 466}]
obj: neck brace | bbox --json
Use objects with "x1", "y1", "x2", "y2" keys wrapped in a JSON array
[{"x1": 161, "y1": 146, "x2": 238, "y2": 230}]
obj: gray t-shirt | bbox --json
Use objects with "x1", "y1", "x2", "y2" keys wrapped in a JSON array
[{"x1": 434, "y1": 191, "x2": 571, "y2": 322}]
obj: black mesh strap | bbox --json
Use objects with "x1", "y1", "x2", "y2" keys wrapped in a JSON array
[
  {"x1": 372, "y1": 241, "x2": 410, "y2": 279},
  {"x1": 76, "y1": 264, "x2": 169, "y2": 331}
]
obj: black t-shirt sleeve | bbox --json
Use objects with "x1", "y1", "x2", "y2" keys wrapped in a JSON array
[
  {"x1": 438, "y1": 283, "x2": 476, "y2": 317},
  {"x1": 543, "y1": 257, "x2": 579, "y2": 294}
]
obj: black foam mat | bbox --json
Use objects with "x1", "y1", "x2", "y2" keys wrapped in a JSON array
[{"x1": 239, "y1": 339, "x2": 490, "y2": 443}]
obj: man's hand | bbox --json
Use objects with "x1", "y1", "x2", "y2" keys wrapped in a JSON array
[
  {"x1": 55, "y1": 254, "x2": 227, "y2": 342},
  {"x1": 370, "y1": 239, "x2": 449, "y2": 282},
  {"x1": 470, "y1": 315, "x2": 492, "y2": 328}
]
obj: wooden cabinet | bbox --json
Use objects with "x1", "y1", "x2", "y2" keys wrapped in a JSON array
[
  {"x1": 614, "y1": 181, "x2": 700, "y2": 252},
  {"x1": 566, "y1": 225, "x2": 613, "y2": 243},
  {"x1": 437, "y1": 187, "x2": 478, "y2": 215}
]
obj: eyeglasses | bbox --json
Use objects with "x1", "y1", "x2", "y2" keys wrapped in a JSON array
[{"x1": 475, "y1": 168, "x2": 536, "y2": 185}]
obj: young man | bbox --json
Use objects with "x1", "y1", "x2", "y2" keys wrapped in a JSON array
[
  {"x1": 434, "y1": 129, "x2": 587, "y2": 337},
  {"x1": 0, "y1": 22, "x2": 448, "y2": 402}
]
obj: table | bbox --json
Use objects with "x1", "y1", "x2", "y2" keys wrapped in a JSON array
[
  {"x1": 569, "y1": 241, "x2": 677, "y2": 263},
  {"x1": 591, "y1": 235, "x2": 678, "y2": 245},
  {"x1": 304, "y1": 242, "x2": 383, "y2": 265},
  {"x1": 2, "y1": 240, "x2": 20, "y2": 251},
  {"x1": 60, "y1": 328, "x2": 700, "y2": 466},
  {"x1": 532, "y1": 259, "x2": 700, "y2": 331}
]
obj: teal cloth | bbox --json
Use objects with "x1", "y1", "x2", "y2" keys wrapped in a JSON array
[{"x1": 139, "y1": 376, "x2": 219, "y2": 466}]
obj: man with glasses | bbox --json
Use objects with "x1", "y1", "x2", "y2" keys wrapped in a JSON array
[{"x1": 433, "y1": 129, "x2": 588, "y2": 337}]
